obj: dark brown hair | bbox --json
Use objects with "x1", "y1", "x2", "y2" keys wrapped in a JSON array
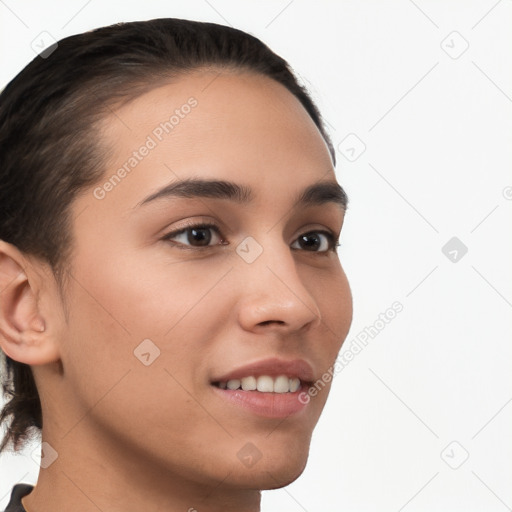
[{"x1": 0, "y1": 17, "x2": 336, "y2": 454}]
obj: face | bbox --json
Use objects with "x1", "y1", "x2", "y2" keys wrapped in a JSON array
[{"x1": 38, "y1": 69, "x2": 352, "y2": 491}]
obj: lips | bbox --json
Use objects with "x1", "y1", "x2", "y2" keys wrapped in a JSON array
[
  {"x1": 210, "y1": 358, "x2": 316, "y2": 418},
  {"x1": 210, "y1": 357, "x2": 315, "y2": 385}
]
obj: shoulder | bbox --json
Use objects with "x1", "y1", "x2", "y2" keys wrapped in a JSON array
[{"x1": 3, "y1": 483, "x2": 34, "y2": 512}]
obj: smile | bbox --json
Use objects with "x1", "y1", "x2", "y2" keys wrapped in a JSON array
[
  {"x1": 213, "y1": 375, "x2": 302, "y2": 393},
  {"x1": 209, "y1": 357, "x2": 316, "y2": 417}
]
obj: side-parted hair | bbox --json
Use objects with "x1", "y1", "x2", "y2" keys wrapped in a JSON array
[{"x1": 0, "y1": 17, "x2": 335, "y2": 454}]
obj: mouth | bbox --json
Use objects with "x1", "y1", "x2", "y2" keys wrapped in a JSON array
[
  {"x1": 210, "y1": 358, "x2": 315, "y2": 418},
  {"x1": 211, "y1": 375, "x2": 306, "y2": 393}
]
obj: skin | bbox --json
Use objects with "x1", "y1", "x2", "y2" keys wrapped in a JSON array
[{"x1": 0, "y1": 68, "x2": 352, "y2": 512}]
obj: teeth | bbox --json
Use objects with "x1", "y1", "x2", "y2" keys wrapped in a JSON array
[
  {"x1": 274, "y1": 375, "x2": 290, "y2": 393},
  {"x1": 219, "y1": 375, "x2": 302, "y2": 393},
  {"x1": 289, "y1": 377, "x2": 301, "y2": 392},
  {"x1": 256, "y1": 375, "x2": 274, "y2": 392},
  {"x1": 241, "y1": 376, "x2": 257, "y2": 391},
  {"x1": 226, "y1": 379, "x2": 241, "y2": 390}
]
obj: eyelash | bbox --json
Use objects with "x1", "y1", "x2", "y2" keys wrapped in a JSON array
[{"x1": 161, "y1": 222, "x2": 341, "y2": 254}]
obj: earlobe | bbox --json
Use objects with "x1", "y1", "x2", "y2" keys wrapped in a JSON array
[{"x1": 0, "y1": 240, "x2": 59, "y2": 365}]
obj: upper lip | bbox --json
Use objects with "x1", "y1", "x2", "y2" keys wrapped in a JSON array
[{"x1": 211, "y1": 357, "x2": 315, "y2": 383}]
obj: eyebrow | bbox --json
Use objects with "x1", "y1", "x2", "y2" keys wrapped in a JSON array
[{"x1": 135, "y1": 177, "x2": 348, "y2": 211}]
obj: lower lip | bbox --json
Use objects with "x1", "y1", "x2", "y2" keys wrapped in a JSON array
[{"x1": 211, "y1": 383, "x2": 310, "y2": 418}]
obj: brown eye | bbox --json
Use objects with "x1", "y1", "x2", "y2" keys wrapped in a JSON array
[
  {"x1": 291, "y1": 231, "x2": 339, "y2": 253},
  {"x1": 162, "y1": 223, "x2": 339, "y2": 254},
  {"x1": 162, "y1": 223, "x2": 225, "y2": 249}
]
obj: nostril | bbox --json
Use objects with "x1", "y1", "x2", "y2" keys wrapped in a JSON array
[{"x1": 258, "y1": 320, "x2": 285, "y2": 326}]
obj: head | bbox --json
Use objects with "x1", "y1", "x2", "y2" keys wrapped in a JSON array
[{"x1": 0, "y1": 17, "x2": 352, "y2": 495}]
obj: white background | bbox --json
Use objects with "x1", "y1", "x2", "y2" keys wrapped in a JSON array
[{"x1": 1, "y1": 1, "x2": 511, "y2": 510}]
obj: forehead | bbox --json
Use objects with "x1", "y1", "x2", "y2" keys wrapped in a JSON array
[
  {"x1": 101, "y1": 68, "x2": 332, "y2": 167},
  {"x1": 87, "y1": 69, "x2": 337, "y2": 217}
]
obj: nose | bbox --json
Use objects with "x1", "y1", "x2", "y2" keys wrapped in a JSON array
[{"x1": 234, "y1": 236, "x2": 323, "y2": 335}]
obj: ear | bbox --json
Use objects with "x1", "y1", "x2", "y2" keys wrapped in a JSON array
[{"x1": 0, "y1": 240, "x2": 60, "y2": 365}]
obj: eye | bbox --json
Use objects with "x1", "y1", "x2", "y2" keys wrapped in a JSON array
[
  {"x1": 162, "y1": 222, "x2": 340, "y2": 253},
  {"x1": 161, "y1": 222, "x2": 226, "y2": 250},
  {"x1": 290, "y1": 230, "x2": 340, "y2": 253}
]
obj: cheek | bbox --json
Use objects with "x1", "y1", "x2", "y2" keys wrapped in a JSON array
[
  {"x1": 305, "y1": 262, "x2": 353, "y2": 351},
  {"x1": 332, "y1": 267, "x2": 353, "y2": 340},
  {"x1": 60, "y1": 248, "x2": 232, "y2": 404},
  {"x1": 58, "y1": 260, "x2": 226, "y2": 461},
  {"x1": 68, "y1": 242, "x2": 219, "y2": 339}
]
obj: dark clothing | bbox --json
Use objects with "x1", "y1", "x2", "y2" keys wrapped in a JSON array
[{"x1": 3, "y1": 483, "x2": 33, "y2": 512}]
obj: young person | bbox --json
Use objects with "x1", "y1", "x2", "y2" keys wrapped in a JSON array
[{"x1": 0, "y1": 18, "x2": 352, "y2": 512}]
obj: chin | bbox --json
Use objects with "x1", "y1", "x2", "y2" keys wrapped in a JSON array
[
  {"x1": 263, "y1": 456, "x2": 309, "y2": 490},
  {"x1": 226, "y1": 439, "x2": 311, "y2": 490},
  {"x1": 246, "y1": 455, "x2": 309, "y2": 490}
]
